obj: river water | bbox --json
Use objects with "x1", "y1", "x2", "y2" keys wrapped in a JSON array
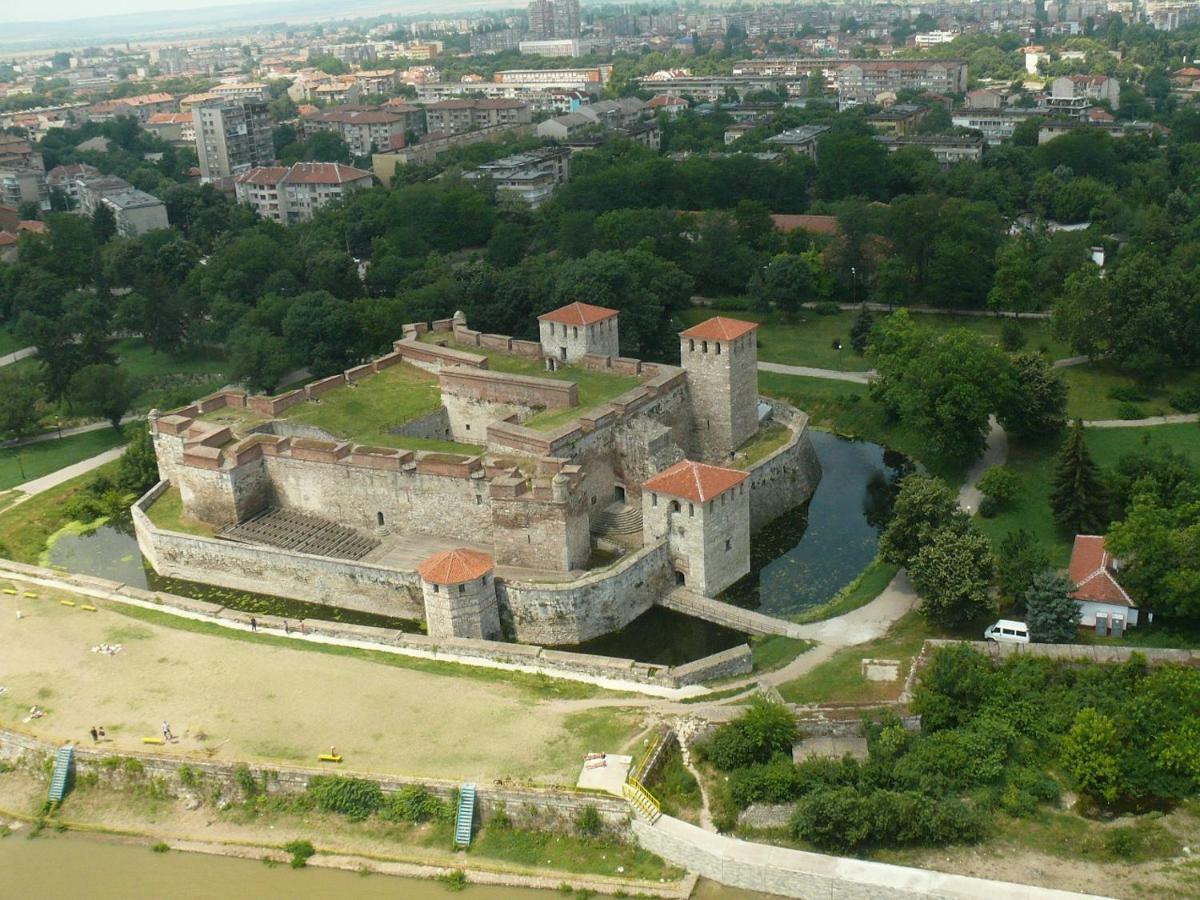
[{"x1": 0, "y1": 833, "x2": 777, "y2": 899}]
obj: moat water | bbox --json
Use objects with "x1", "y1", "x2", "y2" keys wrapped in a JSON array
[{"x1": 46, "y1": 433, "x2": 906, "y2": 663}]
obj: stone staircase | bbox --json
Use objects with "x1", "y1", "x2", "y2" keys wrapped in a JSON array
[{"x1": 591, "y1": 502, "x2": 643, "y2": 536}]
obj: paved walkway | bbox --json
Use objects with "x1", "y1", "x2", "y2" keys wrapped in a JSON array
[
  {"x1": 958, "y1": 416, "x2": 1007, "y2": 513},
  {"x1": 634, "y1": 814, "x2": 1106, "y2": 899},
  {"x1": 1052, "y1": 355, "x2": 1090, "y2": 368},
  {"x1": 1084, "y1": 413, "x2": 1200, "y2": 428},
  {"x1": 12, "y1": 445, "x2": 127, "y2": 497},
  {"x1": 758, "y1": 361, "x2": 873, "y2": 384},
  {"x1": 0, "y1": 346, "x2": 35, "y2": 368}
]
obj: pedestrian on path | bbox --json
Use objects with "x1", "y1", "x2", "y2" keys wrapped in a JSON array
[
  {"x1": 89, "y1": 726, "x2": 98, "y2": 743},
  {"x1": 162, "y1": 721, "x2": 173, "y2": 742},
  {"x1": 250, "y1": 616, "x2": 257, "y2": 632}
]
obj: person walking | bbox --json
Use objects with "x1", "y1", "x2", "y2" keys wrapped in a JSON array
[
  {"x1": 162, "y1": 721, "x2": 173, "y2": 742},
  {"x1": 249, "y1": 616, "x2": 257, "y2": 632},
  {"x1": 89, "y1": 726, "x2": 98, "y2": 743}
]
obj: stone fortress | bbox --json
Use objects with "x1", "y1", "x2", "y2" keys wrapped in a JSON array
[{"x1": 135, "y1": 303, "x2": 821, "y2": 647}]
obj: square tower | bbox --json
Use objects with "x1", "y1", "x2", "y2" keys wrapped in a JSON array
[
  {"x1": 680, "y1": 317, "x2": 759, "y2": 462},
  {"x1": 642, "y1": 459, "x2": 750, "y2": 597},
  {"x1": 537, "y1": 301, "x2": 619, "y2": 365}
]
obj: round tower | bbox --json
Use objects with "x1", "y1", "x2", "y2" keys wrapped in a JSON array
[{"x1": 417, "y1": 548, "x2": 502, "y2": 641}]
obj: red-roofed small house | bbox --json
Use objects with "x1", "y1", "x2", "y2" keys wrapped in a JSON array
[
  {"x1": 643, "y1": 459, "x2": 750, "y2": 594},
  {"x1": 417, "y1": 548, "x2": 501, "y2": 640},
  {"x1": 1068, "y1": 534, "x2": 1139, "y2": 629},
  {"x1": 537, "y1": 302, "x2": 620, "y2": 364}
]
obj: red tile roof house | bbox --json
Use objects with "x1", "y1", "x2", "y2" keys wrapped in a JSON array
[{"x1": 1068, "y1": 535, "x2": 1140, "y2": 629}]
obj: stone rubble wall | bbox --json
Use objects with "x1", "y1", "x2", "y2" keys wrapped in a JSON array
[{"x1": 745, "y1": 401, "x2": 822, "y2": 532}]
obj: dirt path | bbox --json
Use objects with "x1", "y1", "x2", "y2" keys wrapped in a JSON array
[
  {"x1": 1084, "y1": 412, "x2": 1200, "y2": 428},
  {"x1": 957, "y1": 415, "x2": 1007, "y2": 512},
  {"x1": 757, "y1": 361, "x2": 873, "y2": 384},
  {"x1": 12, "y1": 445, "x2": 127, "y2": 497}
]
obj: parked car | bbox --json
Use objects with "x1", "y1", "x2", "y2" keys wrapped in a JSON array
[{"x1": 983, "y1": 619, "x2": 1030, "y2": 644}]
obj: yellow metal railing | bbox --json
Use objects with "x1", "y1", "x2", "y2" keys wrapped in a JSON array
[{"x1": 623, "y1": 777, "x2": 662, "y2": 822}]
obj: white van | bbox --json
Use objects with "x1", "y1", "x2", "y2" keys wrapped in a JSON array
[{"x1": 983, "y1": 619, "x2": 1030, "y2": 644}]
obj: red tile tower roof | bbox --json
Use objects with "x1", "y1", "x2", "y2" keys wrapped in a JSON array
[
  {"x1": 1068, "y1": 535, "x2": 1136, "y2": 608},
  {"x1": 679, "y1": 316, "x2": 758, "y2": 341},
  {"x1": 538, "y1": 301, "x2": 619, "y2": 326},
  {"x1": 643, "y1": 459, "x2": 748, "y2": 504},
  {"x1": 418, "y1": 548, "x2": 494, "y2": 585}
]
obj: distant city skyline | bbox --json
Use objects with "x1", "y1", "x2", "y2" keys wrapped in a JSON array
[{"x1": 2, "y1": 0, "x2": 317, "y2": 25}]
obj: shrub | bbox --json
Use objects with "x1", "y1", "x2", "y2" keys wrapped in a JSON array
[
  {"x1": 307, "y1": 776, "x2": 382, "y2": 821},
  {"x1": 438, "y1": 869, "x2": 468, "y2": 891},
  {"x1": 978, "y1": 496, "x2": 999, "y2": 518},
  {"x1": 150, "y1": 841, "x2": 170, "y2": 853},
  {"x1": 381, "y1": 786, "x2": 447, "y2": 824},
  {"x1": 697, "y1": 697, "x2": 798, "y2": 771},
  {"x1": 729, "y1": 754, "x2": 803, "y2": 809},
  {"x1": 1108, "y1": 384, "x2": 1150, "y2": 403},
  {"x1": 790, "y1": 787, "x2": 871, "y2": 852},
  {"x1": 812, "y1": 301, "x2": 841, "y2": 315},
  {"x1": 577, "y1": 804, "x2": 602, "y2": 838},
  {"x1": 234, "y1": 765, "x2": 259, "y2": 800},
  {"x1": 1116, "y1": 402, "x2": 1144, "y2": 420},
  {"x1": 999, "y1": 320, "x2": 1026, "y2": 351},
  {"x1": 1170, "y1": 387, "x2": 1200, "y2": 413},
  {"x1": 283, "y1": 839, "x2": 316, "y2": 869},
  {"x1": 177, "y1": 765, "x2": 201, "y2": 789}
]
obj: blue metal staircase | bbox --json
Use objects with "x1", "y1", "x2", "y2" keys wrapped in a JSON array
[
  {"x1": 454, "y1": 783, "x2": 476, "y2": 848},
  {"x1": 48, "y1": 744, "x2": 74, "y2": 803}
]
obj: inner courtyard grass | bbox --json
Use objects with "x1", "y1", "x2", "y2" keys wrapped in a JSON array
[
  {"x1": 676, "y1": 307, "x2": 1072, "y2": 370},
  {"x1": 733, "y1": 421, "x2": 791, "y2": 469},
  {"x1": 144, "y1": 484, "x2": 215, "y2": 537},
  {"x1": 0, "y1": 426, "x2": 129, "y2": 491}
]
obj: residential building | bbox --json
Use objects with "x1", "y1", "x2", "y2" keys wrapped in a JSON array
[
  {"x1": 835, "y1": 60, "x2": 969, "y2": 106},
  {"x1": 88, "y1": 92, "x2": 176, "y2": 124},
  {"x1": 313, "y1": 79, "x2": 361, "y2": 106},
  {"x1": 536, "y1": 112, "x2": 594, "y2": 140},
  {"x1": 1037, "y1": 119, "x2": 1156, "y2": 144},
  {"x1": 494, "y1": 66, "x2": 612, "y2": 87},
  {"x1": 646, "y1": 95, "x2": 689, "y2": 118},
  {"x1": 0, "y1": 165, "x2": 48, "y2": 210},
  {"x1": 914, "y1": 31, "x2": 958, "y2": 47},
  {"x1": 1046, "y1": 75, "x2": 1120, "y2": 117},
  {"x1": 518, "y1": 39, "x2": 595, "y2": 57},
  {"x1": 46, "y1": 162, "x2": 100, "y2": 207},
  {"x1": 471, "y1": 29, "x2": 522, "y2": 54},
  {"x1": 371, "y1": 123, "x2": 533, "y2": 184},
  {"x1": 951, "y1": 108, "x2": 1047, "y2": 144},
  {"x1": 354, "y1": 70, "x2": 399, "y2": 96},
  {"x1": 145, "y1": 112, "x2": 196, "y2": 144},
  {"x1": 382, "y1": 99, "x2": 428, "y2": 134},
  {"x1": 620, "y1": 120, "x2": 661, "y2": 151},
  {"x1": 875, "y1": 135, "x2": 984, "y2": 166},
  {"x1": 463, "y1": 146, "x2": 570, "y2": 208},
  {"x1": 75, "y1": 174, "x2": 168, "y2": 236},
  {"x1": 422, "y1": 99, "x2": 531, "y2": 135},
  {"x1": 577, "y1": 98, "x2": 644, "y2": 127},
  {"x1": 314, "y1": 43, "x2": 377, "y2": 66},
  {"x1": 405, "y1": 42, "x2": 442, "y2": 60},
  {"x1": 635, "y1": 74, "x2": 804, "y2": 102},
  {"x1": 966, "y1": 88, "x2": 1004, "y2": 109},
  {"x1": 528, "y1": 0, "x2": 580, "y2": 40},
  {"x1": 192, "y1": 100, "x2": 274, "y2": 181},
  {"x1": 764, "y1": 125, "x2": 830, "y2": 159},
  {"x1": 866, "y1": 103, "x2": 928, "y2": 136},
  {"x1": 1068, "y1": 535, "x2": 1140, "y2": 631},
  {"x1": 234, "y1": 162, "x2": 373, "y2": 225},
  {"x1": 179, "y1": 92, "x2": 220, "y2": 111},
  {"x1": 210, "y1": 82, "x2": 271, "y2": 103},
  {"x1": 302, "y1": 106, "x2": 413, "y2": 157}
]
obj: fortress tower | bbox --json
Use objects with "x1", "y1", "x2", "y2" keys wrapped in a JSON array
[
  {"x1": 537, "y1": 301, "x2": 619, "y2": 366},
  {"x1": 641, "y1": 459, "x2": 750, "y2": 597},
  {"x1": 680, "y1": 316, "x2": 759, "y2": 462},
  {"x1": 418, "y1": 548, "x2": 502, "y2": 641}
]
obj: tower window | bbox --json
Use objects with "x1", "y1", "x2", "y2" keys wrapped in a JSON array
[
  {"x1": 651, "y1": 493, "x2": 658, "y2": 507},
  {"x1": 670, "y1": 500, "x2": 681, "y2": 513},
  {"x1": 458, "y1": 584, "x2": 465, "y2": 594},
  {"x1": 702, "y1": 340, "x2": 708, "y2": 353},
  {"x1": 432, "y1": 584, "x2": 439, "y2": 594},
  {"x1": 689, "y1": 339, "x2": 694, "y2": 352},
  {"x1": 688, "y1": 503, "x2": 694, "y2": 517},
  {"x1": 573, "y1": 326, "x2": 578, "y2": 338},
  {"x1": 725, "y1": 539, "x2": 732, "y2": 551},
  {"x1": 716, "y1": 342, "x2": 721, "y2": 355}
]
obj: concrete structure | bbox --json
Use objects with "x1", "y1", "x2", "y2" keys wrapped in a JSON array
[
  {"x1": 301, "y1": 105, "x2": 412, "y2": 157},
  {"x1": 952, "y1": 108, "x2": 1047, "y2": 144},
  {"x1": 764, "y1": 125, "x2": 829, "y2": 159},
  {"x1": 835, "y1": 59, "x2": 968, "y2": 106},
  {"x1": 87, "y1": 92, "x2": 175, "y2": 124},
  {"x1": 527, "y1": 0, "x2": 581, "y2": 40},
  {"x1": 538, "y1": 301, "x2": 618, "y2": 364},
  {"x1": 876, "y1": 134, "x2": 983, "y2": 166},
  {"x1": 1069, "y1": 535, "x2": 1140, "y2": 629},
  {"x1": 234, "y1": 162, "x2": 374, "y2": 225},
  {"x1": 192, "y1": 100, "x2": 274, "y2": 181},
  {"x1": 865, "y1": 103, "x2": 928, "y2": 136},
  {"x1": 210, "y1": 82, "x2": 271, "y2": 103},
  {"x1": 140, "y1": 308, "x2": 820, "y2": 644},
  {"x1": 371, "y1": 123, "x2": 533, "y2": 184},
  {"x1": 519, "y1": 39, "x2": 594, "y2": 57},
  {"x1": 1047, "y1": 75, "x2": 1120, "y2": 118},
  {"x1": 353, "y1": 70, "x2": 399, "y2": 96},
  {"x1": 418, "y1": 548, "x2": 502, "y2": 640},
  {"x1": 536, "y1": 112, "x2": 594, "y2": 140},
  {"x1": 635, "y1": 74, "x2": 805, "y2": 103},
  {"x1": 75, "y1": 174, "x2": 168, "y2": 236}
]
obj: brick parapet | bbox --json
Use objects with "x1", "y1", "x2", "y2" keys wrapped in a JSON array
[{"x1": 440, "y1": 366, "x2": 578, "y2": 410}]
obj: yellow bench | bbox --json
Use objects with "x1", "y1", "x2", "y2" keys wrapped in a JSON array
[
  {"x1": 22, "y1": 592, "x2": 37, "y2": 599},
  {"x1": 2, "y1": 588, "x2": 16, "y2": 595},
  {"x1": 81, "y1": 605, "x2": 98, "y2": 612},
  {"x1": 318, "y1": 754, "x2": 343, "y2": 763},
  {"x1": 60, "y1": 600, "x2": 76, "y2": 607},
  {"x1": 142, "y1": 737, "x2": 165, "y2": 745}
]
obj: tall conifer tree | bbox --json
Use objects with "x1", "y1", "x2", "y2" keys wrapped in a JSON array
[{"x1": 1050, "y1": 419, "x2": 1107, "y2": 533}]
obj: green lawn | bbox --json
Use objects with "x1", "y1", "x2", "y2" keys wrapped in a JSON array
[
  {"x1": 279, "y1": 363, "x2": 470, "y2": 453},
  {"x1": 0, "y1": 426, "x2": 129, "y2": 491},
  {"x1": 419, "y1": 335, "x2": 644, "y2": 431},
  {"x1": 733, "y1": 421, "x2": 791, "y2": 469},
  {"x1": 0, "y1": 459, "x2": 121, "y2": 563},
  {"x1": 143, "y1": 484, "x2": 214, "y2": 537},
  {"x1": 750, "y1": 635, "x2": 815, "y2": 673},
  {"x1": 1060, "y1": 361, "x2": 1200, "y2": 421},
  {"x1": 777, "y1": 611, "x2": 934, "y2": 705},
  {"x1": 976, "y1": 423, "x2": 1200, "y2": 567},
  {"x1": 0, "y1": 329, "x2": 25, "y2": 356},
  {"x1": 676, "y1": 307, "x2": 1071, "y2": 371},
  {"x1": 110, "y1": 338, "x2": 231, "y2": 412}
]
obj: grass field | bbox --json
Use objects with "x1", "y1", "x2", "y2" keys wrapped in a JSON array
[
  {"x1": 0, "y1": 329, "x2": 24, "y2": 357},
  {"x1": 976, "y1": 423, "x2": 1200, "y2": 566},
  {"x1": 676, "y1": 307, "x2": 1071, "y2": 371},
  {"x1": 733, "y1": 421, "x2": 791, "y2": 469},
  {"x1": 0, "y1": 459, "x2": 121, "y2": 562},
  {"x1": 1060, "y1": 362, "x2": 1200, "y2": 421},
  {"x1": 419, "y1": 335, "x2": 644, "y2": 431},
  {"x1": 144, "y1": 484, "x2": 215, "y2": 537},
  {"x1": 110, "y1": 338, "x2": 231, "y2": 412},
  {"x1": 0, "y1": 426, "x2": 128, "y2": 491}
]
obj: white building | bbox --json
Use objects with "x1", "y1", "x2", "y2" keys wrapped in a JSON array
[{"x1": 234, "y1": 162, "x2": 374, "y2": 225}]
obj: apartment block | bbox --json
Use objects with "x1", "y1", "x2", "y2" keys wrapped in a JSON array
[
  {"x1": 234, "y1": 162, "x2": 373, "y2": 225},
  {"x1": 422, "y1": 99, "x2": 531, "y2": 135},
  {"x1": 192, "y1": 100, "x2": 274, "y2": 181}
]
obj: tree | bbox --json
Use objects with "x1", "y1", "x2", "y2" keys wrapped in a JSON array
[
  {"x1": 996, "y1": 530, "x2": 1050, "y2": 605},
  {"x1": 880, "y1": 474, "x2": 964, "y2": 568},
  {"x1": 230, "y1": 327, "x2": 294, "y2": 394},
  {"x1": 997, "y1": 353, "x2": 1067, "y2": 440},
  {"x1": 752, "y1": 251, "x2": 828, "y2": 314},
  {"x1": 1024, "y1": 570, "x2": 1081, "y2": 642},
  {"x1": 117, "y1": 423, "x2": 160, "y2": 494},
  {"x1": 1060, "y1": 708, "x2": 1123, "y2": 805},
  {"x1": 0, "y1": 368, "x2": 42, "y2": 440},
  {"x1": 91, "y1": 202, "x2": 117, "y2": 244},
  {"x1": 1106, "y1": 491, "x2": 1200, "y2": 619},
  {"x1": 1050, "y1": 420, "x2": 1108, "y2": 534},
  {"x1": 977, "y1": 465, "x2": 1019, "y2": 511},
  {"x1": 908, "y1": 524, "x2": 995, "y2": 628},
  {"x1": 987, "y1": 239, "x2": 1038, "y2": 313},
  {"x1": 69, "y1": 364, "x2": 137, "y2": 428},
  {"x1": 699, "y1": 696, "x2": 798, "y2": 771},
  {"x1": 849, "y1": 305, "x2": 874, "y2": 354}
]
